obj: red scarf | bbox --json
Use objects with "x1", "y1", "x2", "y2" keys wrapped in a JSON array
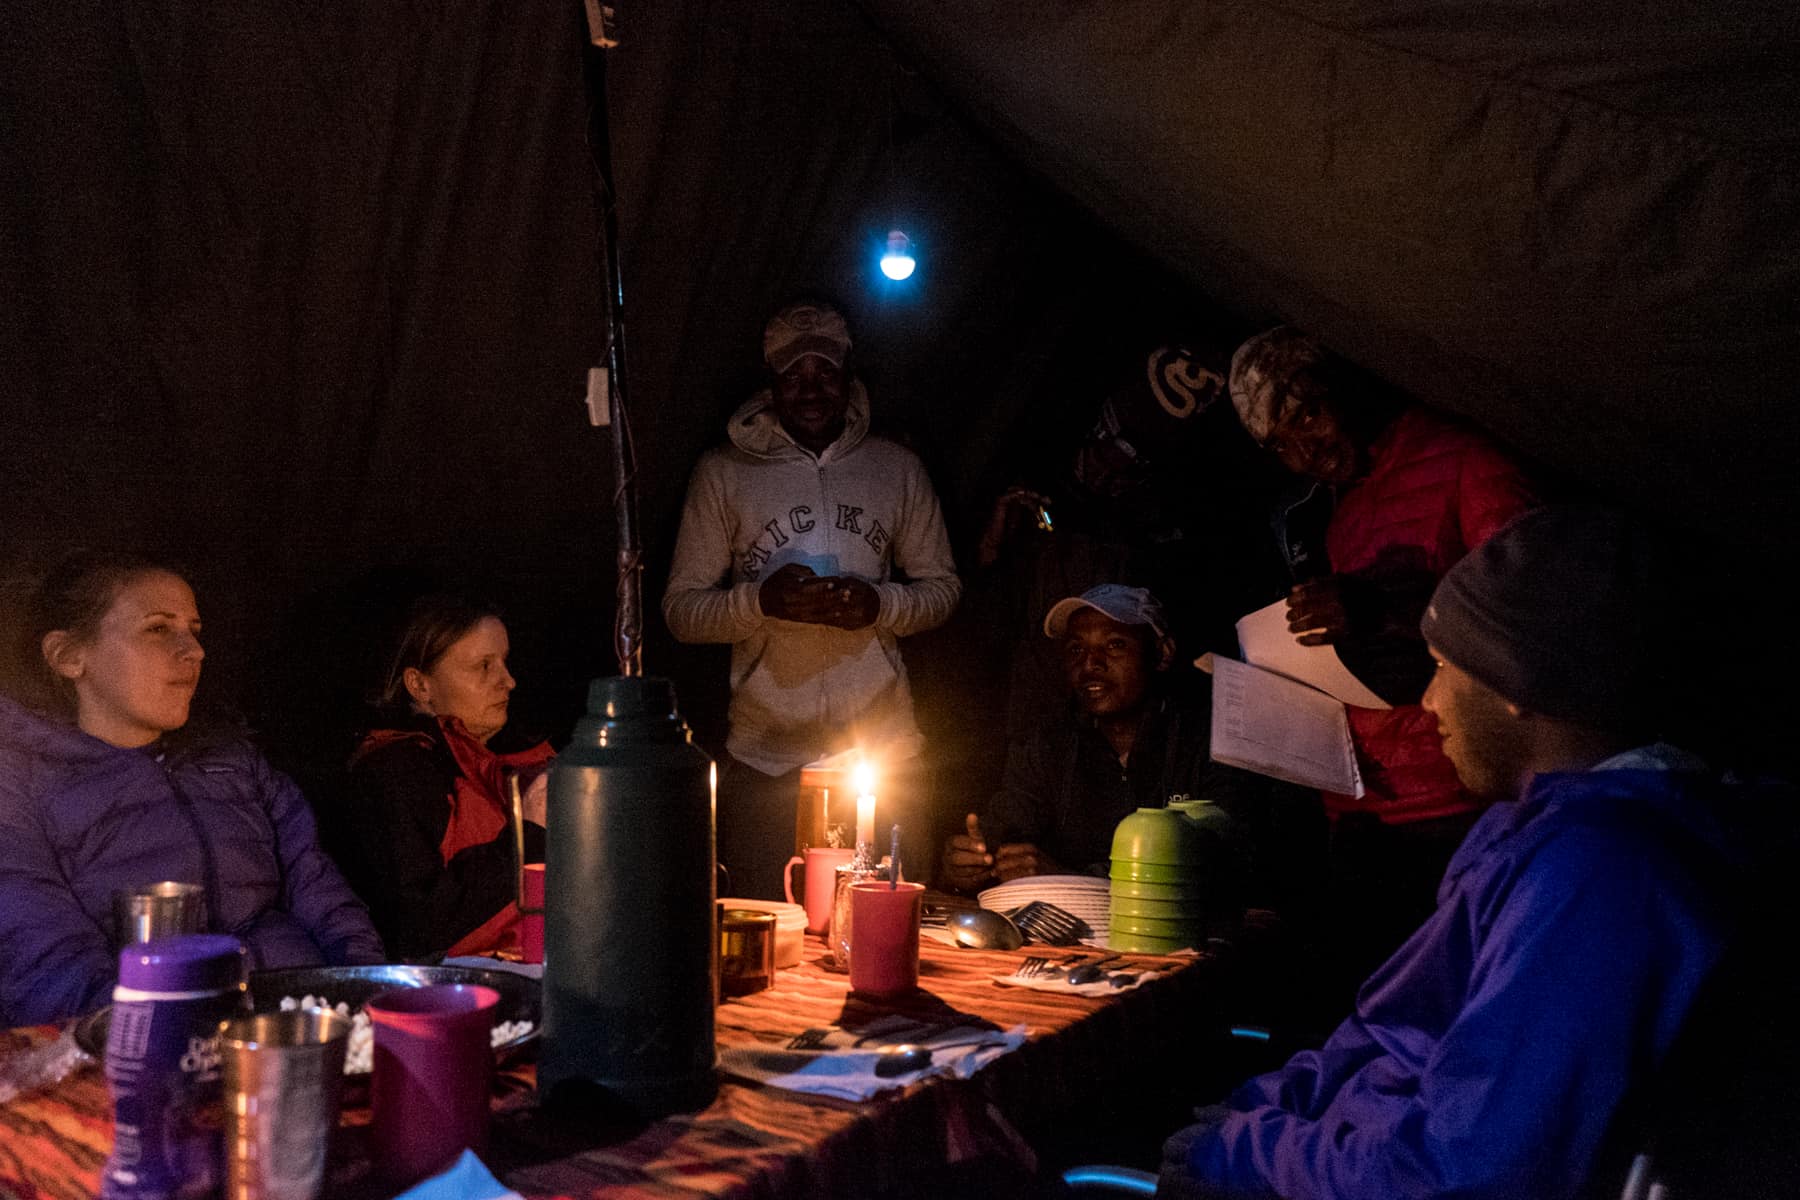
[
  {"x1": 434, "y1": 716, "x2": 553, "y2": 865},
  {"x1": 354, "y1": 717, "x2": 553, "y2": 957},
  {"x1": 439, "y1": 718, "x2": 552, "y2": 957}
]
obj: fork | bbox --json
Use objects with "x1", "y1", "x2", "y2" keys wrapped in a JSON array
[
  {"x1": 1011, "y1": 955, "x2": 1054, "y2": 979},
  {"x1": 1010, "y1": 901, "x2": 1087, "y2": 947},
  {"x1": 786, "y1": 1027, "x2": 835, "y2": 1050}
]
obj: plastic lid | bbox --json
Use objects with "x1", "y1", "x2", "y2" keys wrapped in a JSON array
[
  {"x1": 720, "y1": 909, "x2": 777, "y2": 929},
  {"x1": 119, "y1": 933, "x2": 246, "y2": 993},
  {"x1": 719, "y1": 899, "x2": 807, "y2": 928},
  {"x1": 797, "y1": 747, "x2": 863, "y2": 786}
]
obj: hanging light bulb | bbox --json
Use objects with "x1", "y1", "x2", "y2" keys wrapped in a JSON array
[{"x1": 879, "y1": 230, "x2": 916, "y2": 281}]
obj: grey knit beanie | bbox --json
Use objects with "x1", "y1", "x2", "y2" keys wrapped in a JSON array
[{"x1": 1421, "y1": 505, "x2": 1675, "y2": 735}]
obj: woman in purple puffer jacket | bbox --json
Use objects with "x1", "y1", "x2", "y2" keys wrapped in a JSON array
[{"x1": 0, "y1": 552, "x2": 384, "y2": 1025}]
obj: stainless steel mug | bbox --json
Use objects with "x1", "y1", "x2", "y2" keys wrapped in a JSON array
[
  {"x1": 113, "y1": 881, "x2": 207, "y2": 947},
  {"x1": 219, "y1": 1007, "x2": 351, "y2": 1200}
]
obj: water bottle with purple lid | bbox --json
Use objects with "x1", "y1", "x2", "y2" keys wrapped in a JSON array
[{"x1": 101, "y1": 933, "x2": 247, "y2": 1200}]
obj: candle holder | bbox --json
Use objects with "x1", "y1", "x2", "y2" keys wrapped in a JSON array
[{"x1": 825, "y1": 860, "x2": 883, "y2": 973}]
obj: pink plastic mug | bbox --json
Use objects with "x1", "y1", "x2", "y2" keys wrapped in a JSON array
[
  {"x1": 519, "y1": 863, "x2": 546, "y2": 964},
  {"x1": 847, "y1": 881, "x2": 924, "y2": 998},
  {"x1": 367, "y1": 983, "x2": 499, "y2": 1186},
  {"x1": 784, "y1": 846, "x2": 855, "y2": 935}
]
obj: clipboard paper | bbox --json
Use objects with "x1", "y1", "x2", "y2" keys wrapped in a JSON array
[{"x1": 1209, "y1": 656, "x2": 1365, "y2": 797}]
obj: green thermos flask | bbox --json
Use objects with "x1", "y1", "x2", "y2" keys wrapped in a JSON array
[{"x1": 538, "y1": 676, "x2": 718, "y2": 1115}]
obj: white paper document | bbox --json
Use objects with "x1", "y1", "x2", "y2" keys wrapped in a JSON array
[
  {"x1": 1236, "y1": 600, "x2": 1391, "y2": 710},
  {"x1": 1209, "y1": 656, "x2": 1365, "y2": 797}
]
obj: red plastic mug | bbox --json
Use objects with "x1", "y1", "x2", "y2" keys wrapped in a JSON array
[
  {"x1": 366, "y1": 984, "x2": 499, "y2": 1185},
  {"x1": 847, "y1": 881, "x2": 924, "y2": 998}
]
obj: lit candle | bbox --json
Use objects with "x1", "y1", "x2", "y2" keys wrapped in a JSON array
[
  {"x1": 855, "y1": 792, "x2": 875, "y2": 850},
  {"x1": 853, "y1": 760, "x2": 877, "y2": 848}
]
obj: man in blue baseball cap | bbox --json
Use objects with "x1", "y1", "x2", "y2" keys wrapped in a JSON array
[
  {"x1": 973, "y1": 342, "x2": 1294, "y2": 753},
  {"x1": 942, "y1": 585, "x2": 1321, "y2": 929}
]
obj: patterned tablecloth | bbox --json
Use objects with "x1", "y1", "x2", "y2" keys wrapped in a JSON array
[{"x1": 1, "y1": 939, "x2": 1220, "y2": 1199}]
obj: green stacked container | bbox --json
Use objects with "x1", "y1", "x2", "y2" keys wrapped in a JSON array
[{"x1": 1109, "y1": 807, "x2": 1206, "y2": 952}]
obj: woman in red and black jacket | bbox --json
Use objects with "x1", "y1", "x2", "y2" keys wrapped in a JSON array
[
  {"x1": 1230, "y1": 327, "x2": 1542, "y2": 1002},
  {"x1": 340, "y1": 593, "x2": 551, "y2": 961}
]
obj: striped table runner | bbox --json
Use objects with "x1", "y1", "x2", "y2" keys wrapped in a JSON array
[{"x1": 1, "y1": 941, "x2": 1219, "y2": 1199}]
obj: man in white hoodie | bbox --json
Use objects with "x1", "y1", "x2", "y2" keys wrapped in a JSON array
[{"x1": 663, "y1": 299, "x2": 961, "y2": 898}]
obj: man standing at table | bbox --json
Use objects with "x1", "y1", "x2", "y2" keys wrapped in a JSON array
[
  {"x1": 1159, "y1": 505, "x2": 1746, "y2": 1200},
  {"x1": 664, "y1": 297, "x2": 960, "y2": 899}
]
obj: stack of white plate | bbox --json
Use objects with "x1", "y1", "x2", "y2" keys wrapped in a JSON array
[{"x1": 977, "y1": 875, "x2": 1111, "y2": 938}]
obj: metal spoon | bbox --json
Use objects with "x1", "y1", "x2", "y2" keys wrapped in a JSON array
[
  {"x1": 946, "y1": 908, "x2": 1025, "y2": 951},
  {"x1": 1065, "y1": 954, "x2": 1123, "y2": 985},
  {"x1": 873, "y1": 1044, "x2": 933, "y2": 1077}
]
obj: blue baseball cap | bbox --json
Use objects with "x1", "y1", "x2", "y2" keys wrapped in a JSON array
[{"x1": 1043, "y1": 584, "x2": 1170, "y2": 642}]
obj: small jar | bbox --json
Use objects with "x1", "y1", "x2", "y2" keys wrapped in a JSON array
[{"x1": 718, "y1": 909, "x2": 777, "y2": 998}]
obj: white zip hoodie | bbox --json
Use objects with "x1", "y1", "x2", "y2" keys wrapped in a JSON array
[{"x1": 663, "y1": 381, "x2": 961, "y2": 775}]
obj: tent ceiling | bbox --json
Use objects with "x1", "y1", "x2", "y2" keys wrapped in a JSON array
[
  {"x1": 3, "y1": 0, "x2": 1795, "y2": 763},
  {"x1": 857, "y1": 0, "x2": 1800, "y2": 545}
]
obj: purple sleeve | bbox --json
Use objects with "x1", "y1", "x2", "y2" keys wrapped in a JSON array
[
  {"x1": 1224, "y1": 1035, "x2": 1356, "y2": 1120},
  {"x1": 1186, "y1": 827, "x2": 1720, "y2": 1200},
  {"x1": 258, "y1": 758, "x2": 386, "y2": 965},
  {"x1": 0, "y1": 775, "x2": 116, "y2": 1024}
]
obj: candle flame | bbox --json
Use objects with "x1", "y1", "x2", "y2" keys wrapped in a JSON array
[{"x1": 853, "y1": 759, "x2": 877, "y2": 795}]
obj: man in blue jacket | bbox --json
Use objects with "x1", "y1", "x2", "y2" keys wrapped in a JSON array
[{"x1": 1159, "y1": 505, "x2": 1738, "y2": 1199}]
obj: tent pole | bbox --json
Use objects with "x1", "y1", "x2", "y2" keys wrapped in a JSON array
[{"x1": 584, "y1": 28, "x2": 642, "y2": 677}]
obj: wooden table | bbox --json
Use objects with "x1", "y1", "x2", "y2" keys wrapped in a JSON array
[{"x1": 1, "y1": 940, "x2": 1222, "y2": 1199}]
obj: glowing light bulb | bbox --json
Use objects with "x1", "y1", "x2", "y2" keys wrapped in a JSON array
[{"x1": 879, "y1": 230, "x2": 916, "y2": 281}]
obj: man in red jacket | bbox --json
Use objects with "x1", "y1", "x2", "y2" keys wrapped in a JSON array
[{"x1": 1230, "y1": 326, "x2": 1540, "y2": 1003}]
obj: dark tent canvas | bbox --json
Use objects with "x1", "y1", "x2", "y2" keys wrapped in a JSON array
[
  {"x1": 861, "y1": 0, "x2": 1800, "y2": 538},
  {"x1": 3, "y1": 0, "x2": 1796, "y2": 775}
]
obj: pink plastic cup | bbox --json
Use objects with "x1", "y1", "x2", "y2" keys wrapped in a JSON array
[
  {"x1": 847, "y1": 881, "x2": 924, "y2": 998},
  {"x1": 519, "y1": 863, "x2": 546, "y2": 964},
  {"x1": 366, "y1": 983, "x2": 499, "y2": 1185}
]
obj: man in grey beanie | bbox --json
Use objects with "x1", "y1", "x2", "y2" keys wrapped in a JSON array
[{"x1": 1159, "y1": 504, "x2": 1748, "y2": 1200}]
